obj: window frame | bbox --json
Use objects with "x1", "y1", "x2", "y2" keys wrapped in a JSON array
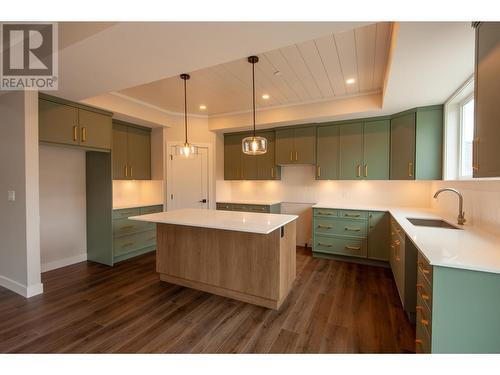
[{"x1": 458, "y1": 93, "x2": 475, "y2": 179}]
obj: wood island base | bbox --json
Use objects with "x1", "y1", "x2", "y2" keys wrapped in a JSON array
[{"x1": 156, "y1": 221, "x2": 296, "y2": 310}]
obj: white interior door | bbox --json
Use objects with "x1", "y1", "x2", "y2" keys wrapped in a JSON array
[{"x1": 168, "y1": 146, "x2": 209, "y2": 210}]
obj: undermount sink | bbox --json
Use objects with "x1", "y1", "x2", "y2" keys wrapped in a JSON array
[{"x1": 406, "y1": 217, "x2": 462, "y2": 230}]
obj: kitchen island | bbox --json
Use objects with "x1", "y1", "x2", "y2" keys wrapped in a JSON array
[{"x1": 130, "y1": 208, "x2": 298, "y2": 309}]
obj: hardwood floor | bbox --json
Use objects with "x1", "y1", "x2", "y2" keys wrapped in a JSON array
[{"x1": 0, "y1": 247, "x2": 415, "y2": 353}]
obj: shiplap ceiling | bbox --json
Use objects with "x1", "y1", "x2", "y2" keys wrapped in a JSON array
[{"x1": 118, "y1": 22, "x2": 393, "y2": 116}]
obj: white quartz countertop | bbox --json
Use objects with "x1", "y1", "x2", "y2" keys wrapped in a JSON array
[
  {"x1": 113, "y1": 203, "x2": 163, "y2": 210},
  {"x1": 313, "y1": 203, "x2": 500, "y2": 275},
  {"x1": 216, "y1": 200, "x2": 282, "y2": 206},
  {"x1": 129, "y1": 208, "x2": 298, "y2": 235}
]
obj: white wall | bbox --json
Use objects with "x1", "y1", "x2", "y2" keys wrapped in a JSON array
[
  {"x1": 39, "y1": 145, "x2": 87, "y2": 272},
  {"x1": 0, "y1": 91, "x2": 42, "y2": 297},
  {"x1": 431, "y1": 180, "x2": 500, "y2": 235},
  {"x1": 222, "y1": 165, "x2": 433, "y2": 245}
]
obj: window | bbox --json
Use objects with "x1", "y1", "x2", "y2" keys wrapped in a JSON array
[{"x1": 459, "y1": 97, "x2": 474, "y2": 178}]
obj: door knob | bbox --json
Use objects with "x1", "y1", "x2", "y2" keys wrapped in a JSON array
[{"x1": 199, "y1": 199, "x2": 207, "y2": 203}]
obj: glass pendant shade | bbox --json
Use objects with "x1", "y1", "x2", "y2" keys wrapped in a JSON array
[
  {"x1": 242, "y1": 135, "x2": 267, "y2": 155},
  {"x1": 242, "y1": 55, "x2": 268, "y2": 156},
  {"x1": 175, "y1": 142, "x2": 198, "y2": 158}
]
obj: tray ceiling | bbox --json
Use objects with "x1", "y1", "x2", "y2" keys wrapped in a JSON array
[{"x1": 118, "y1": 22, "x2": 393, "y2": 116}]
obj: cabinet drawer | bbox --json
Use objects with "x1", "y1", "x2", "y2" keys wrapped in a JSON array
[
  {"x1": 417, "y1": 274, "x2": 432, "y2": 312},
  {"x1": 339, "y1": 210, "x2": 368, "y2": 220},
  {"x1": 314, "y1": 217, "x2": 368, "y2": 238},
  {"x1": 112, "y1": 207, "x2": 141, "y2": 220},
  {"x1": 245, "y1": 205, "x2": 270, "y2": 213},
  {"x1": 313, "y1": 208, "x2": 338, "y2": 217},
  {"x1": 140, "y1": 205, "x2": 163, "y2": 215},
  {"x1": 314, "y1": 236, "x2": 367, "y2": 258},
  {"x1": 113, "y1": 230, "x2": 156, "y2": 257},
  {"x1": 113, "y1": 218, "x2": 153, "y2": 237},
  {"x1": 415, "y1": 313, "x2": 432, "y2": 354},
  {"x1": 417, "y1": 253, "x2": 433, "y2": 286},
  {"x1": 417, "y1": 291, "x2": 433, "y2": 334}
]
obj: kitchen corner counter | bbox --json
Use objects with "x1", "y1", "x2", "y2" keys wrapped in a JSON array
[
  {"x1": 130, "y1": 208, "x2": 298, "y2": 234},
  {"x1": 313, "y1": 203, "x2": 500, "y2": 275}
]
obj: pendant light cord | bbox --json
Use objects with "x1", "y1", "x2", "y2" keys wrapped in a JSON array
[
  {"x1": 252, "y1": 60, "x2": 256, "y2": 137},
  {"x1": 183, "y1": 77, "x2": 188, "y2": 144}
]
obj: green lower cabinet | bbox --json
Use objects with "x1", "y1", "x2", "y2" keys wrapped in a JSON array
[
  {"x1": 422, "y1": 260, "x2": 500, "y2": 353},
  {"x1": 367, "y1": 211, "x2": 389, "y2": 261},
  {"x1": 111, "y1": 204, "x2": 163, "y2": 264},
  {"x1": 312, "y1": 208, "x2": 388, "y2": 265}
]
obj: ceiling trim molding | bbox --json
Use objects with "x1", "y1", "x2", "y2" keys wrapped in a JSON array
[
  {"x1": 208, "y1": 89, "x2": 382, "y2": 119},
  {"x1": 381, "y1": 22, "x2": 399, "y2": 107},
  {"x1": 109, "y1": 92, "x2": 209, "y2": 119}
]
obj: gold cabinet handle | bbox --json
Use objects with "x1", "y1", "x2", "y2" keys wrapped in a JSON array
[
  {"x1": 317, "y1": 166, "x2": 321, "y2": 177},
  {"x1": 420, "y1": 319, "x2": 429, "y2": 326},
  {"x1": 344, "y1": 213, "x2": 360, "y2": 218},
  {"x1": 317, "y1": 242, "x2": 333, "y2": 248},
  {"x1": 130, "y1": 165, "x2": 133, "y2": 178},
  {"x1": 416, "y1": 305, "x2": 424, "y2": 311},
  {"x1": 73, "y1": 126, "x2": 78, "y2": 142},
  {"x1": 317, "y1": 224, "x2": 332, "y2": 229},
  {"x1": 121, "y1": 225, "x2": 135, "y2": 230},
  {"x1": 290, "y1": 151, "x2": 293, "y2": 161},
  {"x1": 415, "y1": 339, "x2": 423, "y2": 346},
  {"x1": 418, "y1": 262, "x2": 431, "y2": 275},
  {"x1": 364, "y1": 164, "x2": 368, "y2": 177},
  {"x1": 295, "y1": 151, "x2": 298, "y2": 161},
  {"x1": 408, "y1": 162, "x2": 413, "y2": 177},
  {"x1": 345, "y1": 227, "x2": 361, "y2": 232},
  {"x1": 345, "y1": 245, "x2": 361, "y2": 251},
  {"x1": 121, "y1": 242, "x2": 135, "y2": 248},
  {"x1": 271, "y1": 167, "x2": 275, "y2": 178},
  {"x1": 124, "y1": 164, "x2": 128, "y2": 177},
  {"x1": 250, "y1": 207, "x2": 266, "y2": 212},
  {"x1": 81, "y1": 127, "x2": 87, "y2": 143},
  {"x1": 356, "y1": 164, "x2": 361, "y2": 177}
]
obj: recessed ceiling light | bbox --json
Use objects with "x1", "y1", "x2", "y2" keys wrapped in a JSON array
[
  {"x1": 199, "y1": 105, "x2": 206, "y2": 110},
  {"x1": 346, "y1": 78, "x2": 356, "y2": 85},
  {"x1": 262, "y1": 94, "x2": 270, "y2": 100}
]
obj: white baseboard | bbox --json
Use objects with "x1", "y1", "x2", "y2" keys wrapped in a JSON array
[
  {"x1": 0, "y1": 274, "x2": 43, "y2": 298},
  {"x1": 41, "y1": 253, "x2": 87, "y2": 273}
]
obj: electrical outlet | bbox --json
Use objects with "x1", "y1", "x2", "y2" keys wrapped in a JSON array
[{"x1": 8, "y1": 190, "x2": 15, "y2": 201}]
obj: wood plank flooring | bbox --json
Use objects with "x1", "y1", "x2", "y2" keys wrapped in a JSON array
[{"x1": 0, "y1": 247, "x2": 415, "y2": 353}]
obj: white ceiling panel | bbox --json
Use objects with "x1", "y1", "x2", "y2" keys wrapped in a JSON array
[{"x1": 118, "y1": 22, "x2": 393, "y2": 115}]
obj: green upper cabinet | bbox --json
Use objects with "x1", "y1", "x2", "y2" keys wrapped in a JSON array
[
  {"x1": 339, "y1": 122, "x2": 364, "y2": 180},
  {"x1": 276, "y1": 126, "x2": 316, "y2": 165},
  {"x1": 473, "y1": 22, "x2": 500, "y2": 178},
  {"x1": 112, "y1": 121, "x2": 151, "y2": 180},
  {"x1": 390, "y1": 112, "x2": 416, "y2": 180},
  {"x1": 415, "y1": 107, "x2": 443, "y2": 180},
  {"x1": 363, "y1": 120, "x2": 390, "y2": 180},
  {"x1": 127, "y1": 126, "x2": 151, "y2": 180},
  {"x1": 224, "y1": 131, "x2": 280, "y2": 180},
  {"x1": 78, "y1": 108, "x2": 112, "y2": 150},
  {"x1": 256, "y1": 131, "x2": 281, "y2": 180},
  {"x1": 224, "y1": 134, "x2": 242, "y2": 180},
  {"x1": 39, "y1": 98, "x2": 79, "y2": 146},
  {"x1": 390, "y1": 107, "x2": 443, "y2": 180},
  {"x1": 112, "y1": 123, "x2": 128, "y2": 180},
  {"x1": 39, "y1": 95, "x2": 112, "y2": 150},
  {"x1": 294, "y1": 126, "x2": 316, "y2": 164},
  {"x1": 275, "y1": 128, "x2": 295, "y2": 164},
  {"x1": 317, "y1": 120, "x2": 389, "y2": 180},
  {"x1": 316, "y1": 125, "x2": 340, "y2": 180}
]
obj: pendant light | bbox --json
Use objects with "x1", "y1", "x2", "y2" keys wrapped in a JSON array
[
  {"x1": 175, "y1": 73, "x2": 198, "y2": 157},
  {"x1": 242, "y1": 56, "x2": 267, "y2": 155}
]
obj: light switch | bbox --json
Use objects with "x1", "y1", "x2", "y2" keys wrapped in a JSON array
[{"x1": 8, "y1": 190, "x2": 15, "y2": 201}]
